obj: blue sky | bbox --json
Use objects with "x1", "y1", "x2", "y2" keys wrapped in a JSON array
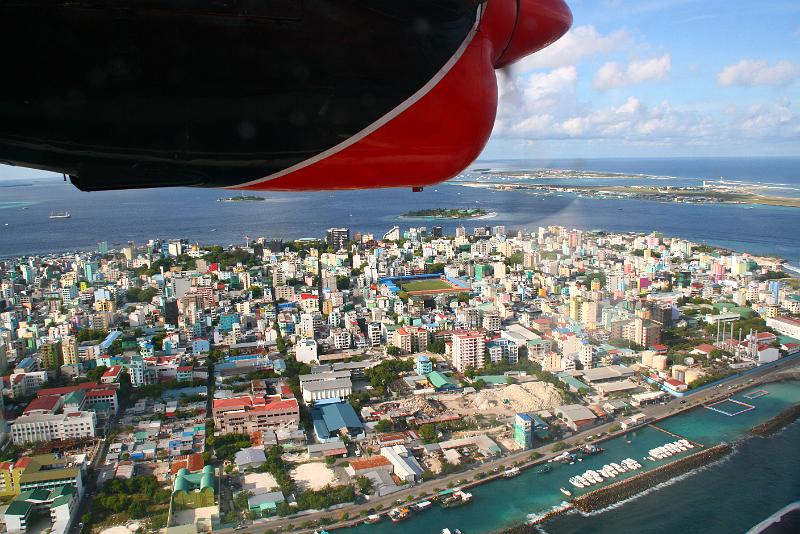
[{"x1": 481, "y1": 0, "x2": 800, "y2": 159}]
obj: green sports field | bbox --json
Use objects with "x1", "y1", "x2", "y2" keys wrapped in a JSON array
[{"x1": 400, "y1": 279, "x2": 452, "y2": 292}]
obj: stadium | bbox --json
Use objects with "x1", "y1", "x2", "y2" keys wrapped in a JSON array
[{"x1": 378, "y1": 274, "x2": 471, "y2": 297}]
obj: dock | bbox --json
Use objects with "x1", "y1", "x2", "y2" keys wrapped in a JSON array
[{"x1": 649, "y1": 424, "x2": 704, "y2": 448}]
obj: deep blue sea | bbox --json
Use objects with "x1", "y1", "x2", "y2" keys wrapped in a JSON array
[{"x1": 0, "y1": 157, "x2": 799, "y2": 260}]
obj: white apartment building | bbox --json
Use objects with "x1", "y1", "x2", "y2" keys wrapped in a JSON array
[
  {"x1": 486, "y1": 338, "x2": 519, "y2": 365},
  {"x1": 11, "y1": 411, "x2": 96, "y2": 444},
  {"x1": 450, "y1": 330, "x2": 485, "y2": 373}
]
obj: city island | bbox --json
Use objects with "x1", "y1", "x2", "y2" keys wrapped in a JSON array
[
  {"x1": 457, "y1": 171, "x2": 800, "y2": 208},
  {"x1": 0, "y1": 225, "x2": 799, "y2": 534},
  {"x1": 400, "y1": 208, "x2": 494, "y2": 219}
]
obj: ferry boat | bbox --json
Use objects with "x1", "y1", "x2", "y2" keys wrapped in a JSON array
[
  {"x1": 413, "y1": 500, "x2": 433, "y2": 512},
  {"x1": 388, "y1": 507, "x2": 411, "y2": 522},
  {"x1": 503, "y1": 467, "x2": 521, "y2": 478},
  {"x1": 440, "y1": 490, "x2": 472, "y2": 508},
  {"x1": 441, "y1": 490, "x2": 473, "y2": 509},
  {"x1": 49, "y1": 211, "x2": 70, "y2": 219},
  {"x1": 560, "y1": 487, "x2": 572, "y2": 497},
  {"x1": 364, "y1": 514, "x2": 381, "y2": 524}
]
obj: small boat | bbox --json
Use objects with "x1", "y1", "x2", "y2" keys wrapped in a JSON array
[
  {"x1": 503, "y1": 467, "x2": 521, "y2": 478},
  {"x1": 441, "y1": 490, "x2": 473, "y2": 508},
  {"x1": 49, "y1": 211, "x2": 71, "y2": 219},
  {"x1": 442, "y1": 529, "x2": 462, "y2": 534},
  {"x1": 388, "y1": 508, "x2": 411, "y2": 522},
  {"x1": 364, "y1": 514, "x2": 381, "y2": 524},
  {"x1": 560, "y1": 487, "x2": 572, "y2": 497},
  {"x1": 581, "y1": 444, "x2": 604, "y2": 455}
]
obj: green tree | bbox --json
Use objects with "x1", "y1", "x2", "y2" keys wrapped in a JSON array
[
  {"x1": 374, "y1": 419, "x2": 393, "y2": 433},
  {"x1": 419, "y1": 424, "x2": 438, "y2": 444}
]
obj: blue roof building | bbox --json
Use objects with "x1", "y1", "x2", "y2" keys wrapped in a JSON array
[{"x1": 311, "y1": 401, "x2": 364, "y2": 442}]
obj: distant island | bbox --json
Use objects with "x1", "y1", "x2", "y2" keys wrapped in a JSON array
[
  {"x1": 217, "y1": 195, "x2": 265, "y2": 202},
  {"x1": 401, "y1": 208, "x2": 493, "y2": 219}
]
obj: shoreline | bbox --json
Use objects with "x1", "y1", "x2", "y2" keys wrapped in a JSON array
[
  {"x1": 455, "y1": 181, "x2": 800, "y2": 209},
  {"x1": 281, "y1": 368, "x2": 800, "y2": 534}
]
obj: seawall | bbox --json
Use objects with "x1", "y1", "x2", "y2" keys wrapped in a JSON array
[
  {"x1": 749, "y1": 404, "x2": 800, "y2": 437},
  {"x1": 570, "y1": 443, "x2": 732, "y2": 513}
]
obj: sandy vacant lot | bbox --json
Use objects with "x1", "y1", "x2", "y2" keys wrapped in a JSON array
[
  {"x1": 291, "y1": 462, "x2": 335, "y2": 491},
  {"x1": 242, "y1": 472, "x2": 278, "y2": 492}
]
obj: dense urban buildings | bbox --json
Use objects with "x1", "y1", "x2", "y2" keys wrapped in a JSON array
[{"x1": 0, "y1": 224, "x2": 797, "y2": 533}]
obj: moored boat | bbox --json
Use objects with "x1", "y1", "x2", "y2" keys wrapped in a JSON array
[
  {"x1": 441, "y1": 490, "x2": 473, "y2": 508},
  {"x1": 503, "y1": 467, "x2": 521, "y2": 478},
  {"x1": 364, "y1": 515, "x2": 381, "y2": 524},
  {"x1": 388, "y1": 508, "x2": 411, "y2": 522},
  {"x1": 560, "y1": 487, "x2": 572, "y2": 497}
]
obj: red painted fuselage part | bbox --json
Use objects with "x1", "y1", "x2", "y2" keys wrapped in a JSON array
[{"x1": 235, "y1": 0, "x2": 572, "y2": 191}]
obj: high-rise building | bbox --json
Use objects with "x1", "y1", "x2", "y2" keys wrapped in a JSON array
[
  {"x1": 40, "y1": 341, "x2": 62, "y2": 371},
  {"x1": 514, "y1": 413, "x2": 533, "y2": 449},
  {"x1": 61, "y1": 336, "x2": 78, "y2": 366},
  {"x1": 326, "y1": 227, "x2": 350, "y2": 251},
  {"x1": 450, "y1": 330, "x2": 485, "y2": 372}
]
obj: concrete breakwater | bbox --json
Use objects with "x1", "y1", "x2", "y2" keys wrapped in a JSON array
[
  {"x1": 570, "y1": 444, "x2": 733, "y2": 513},
  {"x1": 749, "y1": 404, "x2": 800, "y2": 437}
]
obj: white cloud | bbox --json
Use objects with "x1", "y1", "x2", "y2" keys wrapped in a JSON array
[
  {"x1": 717, "y1": 59, "x2": 800, "y2": 87},
  {"x1": 593, "y1": 54, "x2": 672, "y2": 90},
  {"x1": 514, "y1": 25, "x2": 632, "y2": 71}
]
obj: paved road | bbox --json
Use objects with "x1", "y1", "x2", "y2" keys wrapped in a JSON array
[{"x1": 225, "y1": 358, "x2": 800, "y2": 534}]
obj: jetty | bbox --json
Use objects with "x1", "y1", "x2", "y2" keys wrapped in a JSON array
[
  {"x1": 749, "y1": 404, "x2": 800, "y2": 437},
  {"x1": 649, "y1": 424, "x2": 704, "y2": 448},
  {"x1": 571, "y1": 443, "x2": 732, "y2": 513}
]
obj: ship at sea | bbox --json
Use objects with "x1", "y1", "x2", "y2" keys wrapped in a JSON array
[{"x1": 49, "y1": 211, "x2": 70, "y2": 219}]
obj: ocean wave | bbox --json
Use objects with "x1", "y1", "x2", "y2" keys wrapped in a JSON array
[{"x1": 526, "y1": 501, "x2": 573, "y2": 525}]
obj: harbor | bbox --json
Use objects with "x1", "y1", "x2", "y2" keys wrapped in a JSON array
[{"x1": 333, "y1": 380, "x2": 800, "y2": 534}]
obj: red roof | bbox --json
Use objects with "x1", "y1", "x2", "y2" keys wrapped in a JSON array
[
  {"x1": 102, "y1": 365, "x2": 123, "y2": 377},
  {"x1": 37, "y1": 382, "x2": 104, "y2": 397},
  {"x1": 348, "y1": 456, "x2": 392, "y2": 470},
  {"x1": 252, "y1": 399, "x2": 299, "y2": 413},
  {"x1": 693, "y1": 344, "x2": 716, "y2": 354},
  {"x1": 170, "y1": 453, "x2": 204, "y2": 475},
  {"x1": 24, "y1": 395, "x2": 61, "y2": 414},
  {"x1": 177, "y1": 366, "x2": 193, "y2": 372},
  {"x1": 15, "y1": 457, "x2": 32, "y2": 469},
  {"x1": 666, "y1": 378, "x2": 685, "y2": 387},
  {"x1": 86, "y1": 389, "x2": 117, "y2": 398},
  {"x1": 213, "y1": 396, "x2": 253, "y2": 410}
]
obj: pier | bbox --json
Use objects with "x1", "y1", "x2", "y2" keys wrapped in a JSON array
[{"x1": 648, "y1": 424, "x2": 704, "y2": 448}]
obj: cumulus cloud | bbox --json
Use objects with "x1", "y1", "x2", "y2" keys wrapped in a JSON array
[
  {"x1": 494, "y1": 64, "x2": 800, "y2": 148},
  {"x1": 514, "y1": 25, "x2": 632, "y2": 71},
  {"x1": 593, "y1": 54, "x2": 672, "y2": 90},
  {"x1": 717, "y1": 59, "x2": 800, "y2": 87}
]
